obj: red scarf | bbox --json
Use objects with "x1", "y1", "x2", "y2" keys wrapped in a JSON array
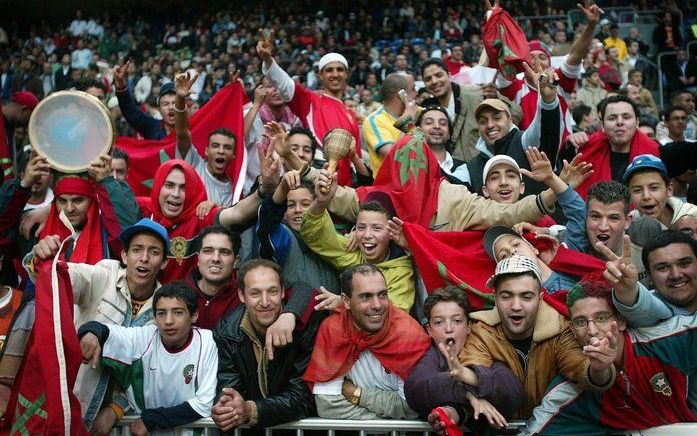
[
  {"x1": 304, "y1": 304, "x2": 430, "y2": 390},
  {"x1": 40, "y1": 177, "x2": 103, "y2": 264},
  {"x1": 575, "y1": 130, "x2": 659, "y2": 199},
  {"x1": 356, "y1": 132, "x2": 443, "y2": 228}
]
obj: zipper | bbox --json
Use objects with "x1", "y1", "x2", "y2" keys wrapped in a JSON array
[{"x1": 619, "y1": 370, "x2": 670, "y2": 425}]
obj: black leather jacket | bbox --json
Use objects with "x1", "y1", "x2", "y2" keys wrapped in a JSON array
[{"x1": 213, "y1": 302, "x2": 326, "y2": 430}]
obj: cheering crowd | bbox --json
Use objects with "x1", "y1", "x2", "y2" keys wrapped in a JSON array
[{"x1": 2, "y1": 0, "x2": 697, "y2": 434}]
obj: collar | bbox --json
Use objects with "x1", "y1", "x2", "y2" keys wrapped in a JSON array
[
  {"x1": 469, "y1": 298, "x2": 568, "y2": 343},
  {"x1": 440, "y1": 151, "x2": 454, "y2": 171}
]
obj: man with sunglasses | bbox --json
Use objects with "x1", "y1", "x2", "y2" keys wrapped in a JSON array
[{"x1": 521, "y1": 276, "x2": 697, "y2": 434}]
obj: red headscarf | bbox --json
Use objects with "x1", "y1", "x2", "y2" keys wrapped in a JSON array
[
  {"x1": 147, "y1": 160, "x2": 208, "y2": 230},
  {"x1": 575, "y1": 129, "x2": 659, "y2": 199},
  {"x1": 304, "y1": 304, "x2": 431, "y2": 390},
  {"x1": 40, "y1": 177, "x2": 103, "y2": 264}
]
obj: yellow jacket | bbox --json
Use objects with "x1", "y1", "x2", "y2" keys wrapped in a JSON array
[{"x1": 300, "y1": 209, "x2": 415, "y2": 311}]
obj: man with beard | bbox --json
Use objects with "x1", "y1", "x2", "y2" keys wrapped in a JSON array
[
  {"x1": 174, "y1": 71, "x2": 237, "y2": 206},
  {"x1": 112, "y1": 60, "x2": 176, "y2": 139},
  {"x1": 29, "y1": 219, "x2": 170, "y2": 432}
]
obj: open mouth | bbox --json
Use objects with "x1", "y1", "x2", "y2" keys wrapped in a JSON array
[
  {"x1": 641, "y1": 204, "x2": 657, "y2": 215},
  {"x1": 446, "y1": 338, "x2": 455, "y2": 346},
  {"x1": 135, "y1": 267, "x2": 149, "y2": 278},
  {"x1": 668, "y1": 280, "x2": 689, "y2": 289},
  {"x1": 596, "y1": 234, "x2": 610, "y2": 242},
  {"x1": 209, "y1": 266, "x2": 222, "y2": 274},
  {"x1": 167, "y1": 200, "x2": 182, "y2": 209},
  {"x1": 362, "y1": 242, "x2": 377, "y2": 255},
  {"x1": 214, "y1": 157, "x2": 226, "y2": 165},
  {"x1": 509, "y1": 315, "x2": 525, "y2": 326}
]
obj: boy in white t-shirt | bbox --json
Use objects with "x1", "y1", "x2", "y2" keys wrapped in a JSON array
[{"x1": 78, "y1": 281, "x2": 218, "y2": 435}]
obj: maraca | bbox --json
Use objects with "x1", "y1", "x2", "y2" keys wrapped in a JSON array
[{"x1": 320, "y1": 128, "x2": 353, "y2": 194}]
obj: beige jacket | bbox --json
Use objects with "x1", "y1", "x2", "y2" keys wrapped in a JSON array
[{"x1": 325, "y1": 181, "x2": 546, "y2": 232}]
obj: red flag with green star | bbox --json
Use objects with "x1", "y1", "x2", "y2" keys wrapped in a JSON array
[
  {"x1": 356, "y1": 131, "x2": 443, "y2": 227},
  {"x1": 482, "y1": 7, "x2": 532, "y2": 80}
]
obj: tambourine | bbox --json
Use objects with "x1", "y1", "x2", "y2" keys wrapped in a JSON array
[{"x1": 28, "y1": 90, "x2": 114, "y2": 173}]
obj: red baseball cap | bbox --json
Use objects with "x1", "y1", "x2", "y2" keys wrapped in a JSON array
[{"x1": 11, "y1": 91, "x2": 39, "y2": 109}]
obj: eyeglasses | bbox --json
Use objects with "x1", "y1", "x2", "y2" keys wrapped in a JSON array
[{"x1": 570, "y1": 313, "x2": 615, "y2": 329}]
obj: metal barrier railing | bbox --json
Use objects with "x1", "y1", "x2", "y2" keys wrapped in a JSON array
[{"x1": 109, "y1": 416, "x2": 528, "y2": 435}]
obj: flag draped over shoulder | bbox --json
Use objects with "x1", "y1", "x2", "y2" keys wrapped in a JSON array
[
  {"x1": 482, "y1": 7, "x2": 531, "y2": 80},
  {"x1": 356, "y1": 131, "x2": 443, "y2": 227},
  {"x1": 404, "y1": 223, "x2": 606, "y2": 314},
  {"x1": 4, "y1": 257, "x2": 88, "y2": 435},
  {"x1": 116, "y1": 83, "x2": 247, "y2": 200}
]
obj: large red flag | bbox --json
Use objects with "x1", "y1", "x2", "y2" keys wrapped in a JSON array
[
  {"x1": 404, "y1": 223, "x2": 606, "y2": 314},
  {"x1": 356, "y1": 131, "x2": 443, "y2": 228},
  {"x1": 482, "y1": 7, "x2": 532, "y2": 80},
  {"x1": 116, "y1": 83, "x2": 247, "y2": 200},
  {"x1": 3, "y1": 245, "x2": 88, "y2": 435}
]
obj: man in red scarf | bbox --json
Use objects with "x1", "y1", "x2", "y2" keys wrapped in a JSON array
[
  {"x1": 1, "y1": 92, "x2": 38, "y2": 182},
  {"x1": 304, "y1": 264, "x2": 431, "y2": 419}
]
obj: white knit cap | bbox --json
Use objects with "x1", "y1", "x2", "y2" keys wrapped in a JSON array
[{"x1": 318, "y1": 53, "x2": 349, "y2": 71}]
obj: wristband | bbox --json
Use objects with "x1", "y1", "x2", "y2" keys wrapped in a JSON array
[{"x1": 174, "y1": 105, "x2": 187, "y2": 113}]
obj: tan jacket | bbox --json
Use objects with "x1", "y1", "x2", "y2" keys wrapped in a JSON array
[
  {"x1": 459, "y1": 300, "x2": 615, "y2": 419},
  {"x1": 326, "y1": 181, "x2": 546, "y2": 232}
]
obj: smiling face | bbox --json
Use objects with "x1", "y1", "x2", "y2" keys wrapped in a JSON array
[
  {"x1": 628, "y1": 171, "x2": 673, "y2": 221},
  {"x1": 648, "y1": 244, "x2": 697, "y2": 312},
  {"x1": 56, "y1": 194, "x2": 91, "y2": 230},
  {"x1": 420, "y1": 109, "x2": 450, "y2": 148},
  {"x1": 477, "y1": 108, "x2": 513, "y2": 146},
  {"x1": 158, "y1": 168, "x2": 186, "y2": 220},
  {"x1": 355, "y1": 210, "x2": 391, "y2": 263},
  {"x1": 319, "y1": 61, "x2": 348, "y2": 96},
  {"x1": 482, "y1": 163, "x2": 524, "y2": 204},
  {"x1": 284, "y1": 186, "x2": 313, "y2": 231},
  {"x1": 422, "y1": 64, "x2": 450, "y2": 99},
  {"x1": 602, "y1": 102, "x2": 638, "y2": 150},
  {"x1": 204, "y1": 132, "x2": 236, "y2": 178},
  {"x1": 342, "y1": 271, "x2": 389, "y2": 334},
  {"x1": 586, "y1": 199, "x2": 630, "y2": 254},
  {"x1": 197, "y1": 233, "x2": 236, "y2": 287},
  {"x1": 238, "y1": 266, "x2": 284, "y2": 335},
  {"x1": 122, "y1": 233, "x2": 168, "y2": 295},
  {"x1": 493, "y1": 234, "x2": 539, "y2": 262},
  {"x1": 155, "y1": 296, "x2": 197, "y2": 349},
  {"x1": 426, "y1": 301, "x2": 470, "y2": 354},
  {"x1": 495, "y1": 274, "x2": 541, "y2": 341}
]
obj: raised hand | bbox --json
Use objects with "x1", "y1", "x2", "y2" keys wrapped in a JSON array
[
  {"x1": 258, "y1": 141, "x2": 281, "y2": 195},
  {"x1": 522, "y1": 59, "x2": 559, "y2": 103},
  {"x1": 111, "y1": 58, "x2": 130, "y2": 90},
  {"x1": 313, "y1": 168, "x2": 338, "y2": 208},
  {"x1": 577, "y1": 2, "x2": 604, "y2": 26},
  {"x1": 512, "y1": 222, "x2": 549, "y2": 237},
  {"x1": 559, "y1": 153, "x2": 593, "y2": 189},
  {"x1": 387, "y1": 217, "x2": 409, "y2": 250},
  {"x1": 33, "y1": 235, "x2": 62, "y2": 260},
  {"x1": 87, "y1": 154, "x2": 112, "y2": 183},
  {"x1": 20, "y1": 151, "x2": 50, "y2": 189},
  {"x1": 566, "y1": 131, "x2": 590, "y2": 151},
  {"x1": 174, "y1": 71, "x2": 199, "y2": 99},
  {"x1": 595, "y1": 235, "x2": 639, "y2": 302},
  {"x1": 256, "y1": 28, "x2": 276, "y2": 64},
  {"x1": 437, "y1": 341, "x2": 475, "y2": 385},
  {"x1": 584, "y1": 320, "x2": 619, "y2": 373},
  {"x1": 314, "y1": 286, "x2": 342, "y2": 311},
  {"x1": 253, "y1": 83, "x2": 269, "y2": 107},
  {"x1": 520, "y1": 148, "x2": 554, "y2": 183},
  {"x1": 196, "y1": 200, "x2": 217, "y2": 220},
  {"x1": 281, "y1": 169, "x2": 301, "y2": 191},
  {"x1": 264, "y1": 121, "x2": 292, "y2": 159}
]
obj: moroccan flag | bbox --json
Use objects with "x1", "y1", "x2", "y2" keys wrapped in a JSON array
[
  {"x1": 356, "y1": 131, "x2": 443, "y2": 227},
  {"x1": 3, "y1": 252, "x2": 88, "y2": 434},
  {"x1": 0, "y1": 100, "x2": 12, "y2": 183},
  {"x1": 404, "y1": 223, "x2": 606, "y2": 314},
  {"x1": 116, "y1": 82, "x2": 247, "y2": 201},
  {"x1": 482, "y1": 7, "x2": 531, "y2": 80}
]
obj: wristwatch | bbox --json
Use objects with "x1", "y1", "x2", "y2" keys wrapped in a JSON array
[{"x1": 348, "y1": 386, "x2": 362, "y2": 406}]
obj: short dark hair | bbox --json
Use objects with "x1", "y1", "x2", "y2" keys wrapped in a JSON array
[
  {"x1": 153, "y1": 280, "x2": 198, "y2": 315},
  {"x1": 82, "y1": 79, "x2": 107, "y2": 95},
  {"x1": 381, "y1": 73, "x2": 408, "y2": 102},
  {"x1": 423, "y1": 285, "x2": 471, "y2": 320},
  {"x1": 664, "y1": 105, "x2": 688, "y2": 121},
  {"x1": 340, "y1": 263, "x2": 385, "y2": 297},
  {"x1": 587, "y1": 181, "x2": 630, "y2": 215},
  {"x1": 358, "y1": 201, "x2": 393, "y2": 220},
  {"x1": 198, "y1": 225, "x2": 241, "y2": 255},
  {"x1": 207, "y1": 127, "x2": 237, "y2": 145},
  {"x1": 671, "y1": 89, "x2": 694, "y2": 104},
  {"x1": 237, "y1": 258, "x2": 282, "y2": 293},
  {"x1": 420, "y1": 57, "x2": 448, "y2": 79},
  {"x1": 493, "y1": 271, "x2": 541, "y2": 293},
  {"x1": 112, "y1": 148, "x2": 129, "y2": 165},
  {"x1": 572, "y1": 104, "x2": 592, "y2": 125},
  {"x1": 287, "y1": 126, "x2": 319, "y2": 157},
  {"x1": 642, "y1": 230, "x2": 697, "y2": 272},
  {"x1": 628, "y1": 69, "x2": 642, "y2": 79},
  {"x1": 598, "y1": 95, "x2": 639, "y2": 120}
]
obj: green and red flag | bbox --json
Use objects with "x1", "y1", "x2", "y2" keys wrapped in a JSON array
[
  {"x1": 115, "y1": 82, "x2": 247, "y2": 200},
  {"x1": 3, "y1": 255, "x2": 88, "y2": 435},
  {"x1": 482, "y1": 7, "x2": 531, "y2": 80},
  {"x1": 356, "y1": 130, "x2": 443, "y2": 227}
]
